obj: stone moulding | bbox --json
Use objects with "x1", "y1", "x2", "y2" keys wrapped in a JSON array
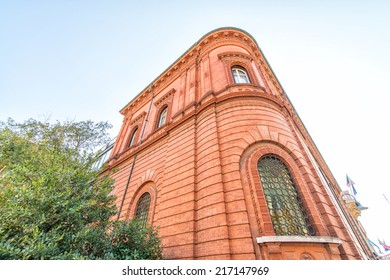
[
  {"x1": 119, "y1": 27, "x2": 277, "y2": 115},
  {"x1": 154, "y1": 88, "x2": 176, "y2": 107},
  {"x1": 129, "y1": 111, "x2": 146, "y2": 126},
  {"x1": 218, "y1": 51, "x2": 253, "y2": 62},
  {"x1": 256, "y1": 236, "x2": 342, "y2": 244}
]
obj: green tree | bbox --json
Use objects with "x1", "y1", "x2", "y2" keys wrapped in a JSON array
[{"x1": 0, "y1": 119, "x2": 163, "y2": 260}]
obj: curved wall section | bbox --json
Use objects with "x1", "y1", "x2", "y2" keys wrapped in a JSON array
[{"x1": 104, "y1": 28, "x2": 373, "y2": 260}]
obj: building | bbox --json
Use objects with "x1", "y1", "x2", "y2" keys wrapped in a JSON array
[{"x1": 102, "y1": 27, "x2": 375, "y2": 260}]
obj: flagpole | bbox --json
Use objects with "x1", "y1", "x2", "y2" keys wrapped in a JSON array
[
  {"x1": 346, "y1": 174, "x2": 357, "y2": 196},
  {"x1": 343, "y1": 174, "x2": 377, "y2": 258},
  {"x1": 383, "y1": 194, "x2": 390, "y2": 206}
]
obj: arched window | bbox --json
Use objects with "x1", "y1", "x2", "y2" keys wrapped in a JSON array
[
  {"x1": 257, "y1": 155, "x2": 315, "y2": 236},
  {"x1": 231, "y1": 65, "x2": 250, "y2": 84},
  {"x1": 128, "y1": 127, "x2": 138, "y2": 147},
  {"x1": 157, "y1": 106, "x2": 168, "y2": 128},
  {"x1": 134, "y1": 192, "x2": 151, "y2": 226}
]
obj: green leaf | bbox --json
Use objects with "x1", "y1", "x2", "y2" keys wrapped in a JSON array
[{"x1": 0, "y1": 118, "x2": 163, "y2": 260}]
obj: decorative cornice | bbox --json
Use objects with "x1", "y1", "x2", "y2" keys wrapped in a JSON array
[
  {"x1": 154, "y1": 88, "x2": 176, "y2": 107},
  {"x1": 105, "y1": 125, "x2": 169, "y2": 169},
  {"x1": 120, "y1": 28, "x2": 266, "y2": 115},
  {"x1": 107, "y1": 91, "x2": 284, "y2": 171},
  {"x1": 117, "y1": 28, "x2": 325, "y2": 179},
  {"x1": 129, "y1": 111, "x2": 146, "y2": 126},
  {"x1": 120, "y1": 89, "x2": 153, "y2": 115},
  {"x1": 224, "y1": 83, "x2": 267, "y2": 94},
  {"x1": 119, "y1": 28, "x2": 291, "y2": 123},
  {"x1": 218, "y1": 51, "x2": 253, "y2": 62}
]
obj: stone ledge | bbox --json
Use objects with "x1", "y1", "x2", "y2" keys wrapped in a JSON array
[{"x1": 256, "y1": 236, "x2": 342, "y2": 244}]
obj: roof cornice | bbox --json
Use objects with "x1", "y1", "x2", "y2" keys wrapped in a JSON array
[{"x1": 119, "y1": 27, "x2": 263, "y2": 115}]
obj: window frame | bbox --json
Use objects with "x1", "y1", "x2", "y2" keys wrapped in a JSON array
[
  {"x1": 231, "y1": 65, "x2": 251, "y2": 84},
  {"x1": 239, "y1": 143, "x2": 327, "y2": 239},
  {"x1": 126, "y1": 182, "x2": 157, "y2": 224},
  {"x1": 128, "y1": 126, "x2": 138, "y2": 148},
  {"x1": 157, "y1": 105, "x2": 168, "y2": 129},
  {"x1": 257, "y1": 155, "x2": 316, "y2": 236},
  {"x1": 134, "y1": 192, "x2": 151, "y2": 227}
]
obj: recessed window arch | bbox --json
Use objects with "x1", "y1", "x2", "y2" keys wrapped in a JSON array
[
  {"x1": 128, "y1": 127, "x2": 138, "y2": 147},
  {"x1": 231, "y1": 65, "x2": 250, "y2": 84},
  {"x1": 134, "y1": 192, "x2": 151, "y2": 227},
  {"x1": 257, "y1": 155, "x2": 315, "y2": 236},
  {"x1": 157, "y1": 106, "x2": 168, "y2": 129}
]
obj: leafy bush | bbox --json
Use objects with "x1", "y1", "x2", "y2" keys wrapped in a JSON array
[{"x1": 0, "y1": 119, "x2": 163, "y2": 260}]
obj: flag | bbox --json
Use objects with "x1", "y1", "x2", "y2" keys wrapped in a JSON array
[
  {"x1": 369, "y1": 239, "x2": 383, "y2": 254},
  {"x1": 346, "y1": 174, "x2": 357, "y2": 196},
  {"x1": 378, "y1": 239, "x2": 390, "y2": 252}
]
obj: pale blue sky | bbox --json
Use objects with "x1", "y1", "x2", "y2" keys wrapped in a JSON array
[{"x1": 1, "y1": 0, "x2": 390, "y2": 255}]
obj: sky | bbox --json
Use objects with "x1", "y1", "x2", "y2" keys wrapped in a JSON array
[{"x1": 1, "y1": 0, "x2": 389, "y2": 255}]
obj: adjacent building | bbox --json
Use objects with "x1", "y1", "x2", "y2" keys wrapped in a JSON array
[{"x1": 102, "y1": 27, "x2": 375, "y2": 260}]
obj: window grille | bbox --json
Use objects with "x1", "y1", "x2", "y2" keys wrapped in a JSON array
[
  {"x1": 135, "y1": 192, "x2": 151, "y2": 226},
  {"x1": 257, "y1": 155, "x2": 315, "y2": 236}
]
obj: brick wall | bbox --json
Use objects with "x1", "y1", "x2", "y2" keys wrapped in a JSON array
[{"x1": 104, "y1": 28, "x2": 368, "y2": 260}]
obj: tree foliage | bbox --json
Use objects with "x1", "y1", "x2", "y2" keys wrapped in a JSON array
[{"x1": 0, "y1": 118, "x2": 163, "y2": 260}]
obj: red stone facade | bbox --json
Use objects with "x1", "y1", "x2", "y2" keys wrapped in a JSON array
[{"x1": 103, "y1": 28, "x2": 374, "y2": 260}]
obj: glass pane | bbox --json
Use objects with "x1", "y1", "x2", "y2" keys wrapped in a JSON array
[
  {"x1": 129, "y1": 128, "x2": 138, "y2": 147},
  {"x1": 158, "y1": 107, "x2": 168, "y2": 128},
  {"x1": 238, "y1": 71, "x2": 249, "y2": 83},
  {"x1": 232, "y1": 71, "x2": 239, "y2": 83},
  {"x1": 231, "y1": 66, "x2": 250, "y2": 84},
  {"x1": 257, "y1": 155, "x2": 315, "y2": 236},
  {"x1": 135, "y1": 192, "x2": 151, "y2": 227}
]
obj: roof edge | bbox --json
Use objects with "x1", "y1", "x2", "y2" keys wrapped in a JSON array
[{"x1": 119, "y1": 27, "x2": 259, "y2": 114}]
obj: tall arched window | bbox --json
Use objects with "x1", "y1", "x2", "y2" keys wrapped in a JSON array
[
  {"x1": 257, "y1": 155, "x2": 315, "y2": 236},
  {"x1": 157, "y1": 106, "x2": 168, "y2": 128},
  {"x1": 134, "y1": 192, "x2": 151, "y2": 226},
  {"x1": 128, "y1": 127, "x2": 138, "y2": 147},
  {"x1": 231, "y1": 65, "x2": 250, "y2": 84}
]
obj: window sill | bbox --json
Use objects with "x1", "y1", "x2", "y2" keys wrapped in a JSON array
[{"x1": 256, "y1": 236, "x2": 342, "y2": 244}]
